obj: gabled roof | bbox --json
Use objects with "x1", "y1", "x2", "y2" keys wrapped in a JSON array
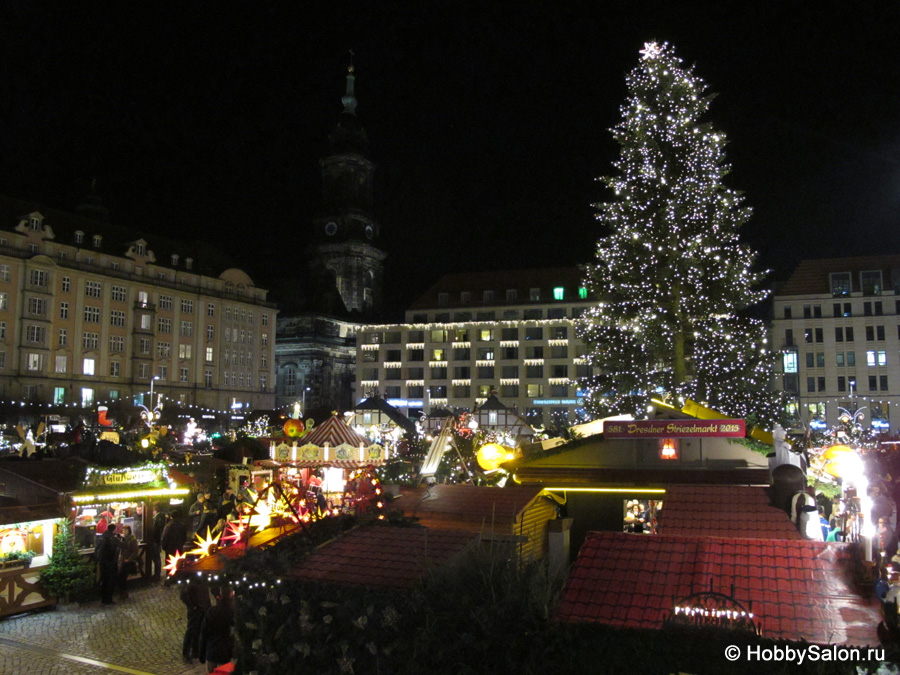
[
  {"x1": 353, "y1": 396, "x2": 416, "y2": 434},
  {"x1": 476, "y1": 395, "x2": 509, "y2": 411},
  {"x1": 287, "y1": 525, "x2": 478, "y2": 589},
  {"x1": 396, "y1": 484, "x2": 545, "y2": 528},
  {"x1": 659, "y1": 485, "x2": 803, "y2": 540},
  {"x1": 777, "y1": 255, "x2": 900, "y2": 296},
  {"x1": 303, "y1": 415, "x2": 368, "y2": 447},
  {"x1": 556, "y1": 532, "x2": 879, "y2": 646}
]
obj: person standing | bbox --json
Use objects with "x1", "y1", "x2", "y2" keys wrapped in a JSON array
[
  {"x1": 117, "y1": 525, "x2": 139, "y2": 599},
  {"x1": 199, "y1": 586, "x2": 234, "y2": 673},
  {"x1": 217, "y1": 487, "x2": 237, "y2": 521},
  {"x1": 149, "y1": 508, "x2": 168, "y2": 581},
  {"x1": 96, "y1": 524, "x2": 121, "y2": 606},
  {"x1": 188, "y1": 492, "x2": 206, "y2": 533},
  {"x1": 160, "y1": 510, "x2": 188, "y2": 570},
  {"x1": 197, "y1": 493, "x2": 218, "y2": 538},
  {"x1": 180, "y1": 582, "x2": 211, "y2": 664}
]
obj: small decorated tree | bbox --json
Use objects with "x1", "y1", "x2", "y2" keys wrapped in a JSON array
[{"x1": 39, "y1": 520, "x2": 96, "y2": 604}]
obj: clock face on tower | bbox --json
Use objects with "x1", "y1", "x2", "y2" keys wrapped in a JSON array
[{"x1": 325, "y1": 221, "x2": 338, "y2": 236}]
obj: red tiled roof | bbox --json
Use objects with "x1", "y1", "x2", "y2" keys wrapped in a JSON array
[
  {"x1": 396, "y1": 484, "x2": 544, "y2": 527},
  {"x1": 659, "y1": 485, "x2": 803, "y2": 540},
  {"x1": 556, "y1": 532, "x2": 880, "y2": 646},
  {"x1": 287, "y1": 525, "x2": 478, "y2": 589}
]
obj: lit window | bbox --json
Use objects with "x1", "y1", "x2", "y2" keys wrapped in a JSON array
[
  {"x1": 553, "y1": 287, "x2": 565, "y2": 300},
  {"x1": 83, "y1": 358, "x2": 95, "y2": 376}
]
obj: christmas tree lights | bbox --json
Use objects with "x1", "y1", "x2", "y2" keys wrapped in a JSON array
[{"x1": 578, "y1": 42, "x2": 781, "y2": 424}]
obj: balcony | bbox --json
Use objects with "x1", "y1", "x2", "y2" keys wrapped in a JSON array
[{"x1": 134, "y1": 301, "x2": 156, "y2": 311}]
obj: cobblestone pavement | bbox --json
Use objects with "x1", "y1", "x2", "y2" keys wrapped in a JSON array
[{"x1": 0, "y1": 580, "x2": 213, "y2": 675}]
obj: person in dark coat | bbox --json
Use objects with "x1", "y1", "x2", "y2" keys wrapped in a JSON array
[
  {"x1": 160, "y1": 510, "x2": 188, "y2": 567},
  {"x1": 180, "y1": 582, "x2": 212, "y2": 664},
  {"x1": 217, "y1": 487, "x2": 237, "y2": 521},
  {"x1": 199, "y1": 586, "x2": 234, "y2": 673},
  {"x1": 96, "y1": 524, "x2": 121, "y2": 606},
  {"x1": 149, "y1": 508, "x2": 168, "y2": 581}
]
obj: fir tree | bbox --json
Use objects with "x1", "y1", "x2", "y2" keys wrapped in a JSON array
[
  {"x1": 578, "y1": 42, "x2": 781, "y2": 424},
  {"x1": 39, "y1": 520, "x2": 96, "y2": 603}
]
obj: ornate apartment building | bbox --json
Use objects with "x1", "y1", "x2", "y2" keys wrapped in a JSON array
[
  {"x1": 355, "y1": 267, "x2": 595, "y2": 428},
  {"x1": 772, "y1": 255, "x2": 900, "y2": 433},
  {"x1": 0, "y1": 194, "x2": 276, "y2": 414}
]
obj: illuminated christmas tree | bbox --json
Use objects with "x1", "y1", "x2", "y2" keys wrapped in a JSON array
[{"x1": 578, "y1": 42, "x2": 781, "y2": 424}]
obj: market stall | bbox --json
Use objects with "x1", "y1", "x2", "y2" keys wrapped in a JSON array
[{"x1": 70, "y1": 463, "x2": 193, "y2": 557}]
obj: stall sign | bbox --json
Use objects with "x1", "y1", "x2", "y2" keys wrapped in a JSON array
[
  {"x1": 90, "y1": 468, "x2": 161, "y2": 487},
  {"x1": 603, "y1": 419, "x2": 745, "y2": 438}
]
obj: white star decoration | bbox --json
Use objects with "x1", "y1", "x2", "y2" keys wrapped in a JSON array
[{"x1": 640, "y1": 42, "x2": 662, "y2": 60}]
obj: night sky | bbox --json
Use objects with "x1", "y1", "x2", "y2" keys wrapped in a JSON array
[{"x1": 0, "y1": 3, "x2": 898, "y2": 318}]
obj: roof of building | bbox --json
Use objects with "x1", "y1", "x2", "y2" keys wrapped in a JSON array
[
  {"x1": 303, "y1": 415, "x2": 368, "y2": 448},
  {"x1": 353, "y1": 396, "x2": 416, "y2": 434},
  {"x1": 0, "y1": 502, "x2": 66, "y2": 527},
  {"x1": 396, "y1": 484, "x2": 545, "y2": 527},
  {"x1": 659, "y1": 485, "x2": 803, "y2": 540},
  {"x1": 287, "y1": 524, "x2": 478, "y2": 589},
  {"x1": 0, "y1": 193, "x2": 244, "y2": 282},
  {"x1": 407, "y1": 266, "x2": 589, "y2": 311},
  {"x1": 0, "y1": 457, "x2": 89, "y2": 494},
  {"x1": 556, "y1": 531, "x2": 879, "y2": 646},
  {"x1": 777, "y1": 255, "x2": 900, "y2": 296}
]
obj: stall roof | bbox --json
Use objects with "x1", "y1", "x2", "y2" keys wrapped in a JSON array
[
  {"x1": 287, "y1": 525, "x2": 478, "y2": 589},
  {"x1": 303, "y1": 415, "x2": 368, "y2": 448},
  {"x1": 659, "y1": 485, "x2": 803, "y2": 540},
  {"x1": 354, "y1": 396, "x2": 416, "y2": 435},
  {"x1": 395, "y1": 484, "x2": 545, "y2": 528},
  {"x1": 556, "y1": 532, "x2": 879, "y2": 646},
  {"x1": 0, "y1": 502, "x2": 64, "y2": 527},
  {"x1": 0, "y1": 457, "x2": 88, "y2": 493}
]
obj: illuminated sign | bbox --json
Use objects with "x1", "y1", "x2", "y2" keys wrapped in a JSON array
[
  {"x1": 386, "y1": 399, "x2": 424, "y2": 408},
  {"x1": 532, "y1": 398, "x2": 584, "y2": 405},
  {"x1": 603, "y1": 419, "x2": 746, "y2": 438},
  {"x1": 98, "y1": 469, "x2": 157, "y2": 486}
]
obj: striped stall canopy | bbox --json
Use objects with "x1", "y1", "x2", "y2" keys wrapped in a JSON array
[
  {"x1": 291, "y1": 459, "x2": 384, "y2": 469},
  {"x1": 304, "y1": 415, "x2": 368, "y2": 448}
]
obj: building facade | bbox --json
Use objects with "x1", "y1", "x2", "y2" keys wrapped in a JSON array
[
  {"x1": 355, "y1": 267, "x2": 595, "y2": 428},
  {"x1": 275, "y1": 62, "x2": 385, "y2": 414},
  {"x1": 772, "y1": 255, "x2": 900, "y2": 433},
  {"x1": 0, "y1": 195, "x2": 277, "y2": 416}
]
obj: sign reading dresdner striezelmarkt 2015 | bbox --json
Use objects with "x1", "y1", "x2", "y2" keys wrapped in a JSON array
[{"x1": 602, "y1": 419, "x2": 746, "y2": 439}]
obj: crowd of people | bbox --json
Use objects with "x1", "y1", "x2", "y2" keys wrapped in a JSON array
[{"x1": 90, "y1": 481, "x2": 242, "y2": 671}]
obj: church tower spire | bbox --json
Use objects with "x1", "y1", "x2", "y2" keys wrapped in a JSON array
[
  {"x1": 309, "y1": 55, "x2": 386, "y2": 318},
  {"x1": 341, "y1": 50, "x2": 357, "y2": 115}
]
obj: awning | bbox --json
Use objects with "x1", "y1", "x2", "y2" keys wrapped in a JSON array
[{"x1": 272, "y1": 459, "x2": 384, "y2": 470}]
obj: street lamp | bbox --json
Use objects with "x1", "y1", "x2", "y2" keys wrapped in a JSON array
[
  {"x1": 149, "y1": 375, "x2": 160, "y2": 410},
  {"x1": 302, "y1": 386, "x2": 311, "y2": 416}
]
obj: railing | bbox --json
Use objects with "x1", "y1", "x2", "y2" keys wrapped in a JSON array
[{"x1": 0, "y1": 563, "x2": 55, "y2": 619}]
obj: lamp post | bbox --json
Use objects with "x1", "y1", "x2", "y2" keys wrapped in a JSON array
[
  {"x1": 150, "y1": 375, "x2": 160, "y2": 410},
  {"x1": 302, "y1": 386, "x2": 311, "y2": 416}
]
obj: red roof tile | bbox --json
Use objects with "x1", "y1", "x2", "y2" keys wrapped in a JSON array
[
  {"x1": 556, "y1": 532, "x2": 881, "y2": 647},
  {"x1": 659, "y1": 485, "x2": 804, "y2": 540},
  {"x1": 287, "y1": 525, "x2": 478, "y2": 589}
]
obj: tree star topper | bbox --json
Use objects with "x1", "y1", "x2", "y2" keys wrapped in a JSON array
[{"x1": 640, "y1": 42, "x2": 663, "y2": 60}]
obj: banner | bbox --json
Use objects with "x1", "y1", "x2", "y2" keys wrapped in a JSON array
[{"x1": 603, "y1": 419, "x2": 745, "y2": 438}]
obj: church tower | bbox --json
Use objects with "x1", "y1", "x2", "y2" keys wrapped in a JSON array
[{"x1": 309, "y1": 59, "x2": 386, "y2": 318}]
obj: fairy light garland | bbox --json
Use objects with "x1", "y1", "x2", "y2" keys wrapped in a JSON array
[{"x1": 576, "y1": 41, "x2": 780, "y2": 425}]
